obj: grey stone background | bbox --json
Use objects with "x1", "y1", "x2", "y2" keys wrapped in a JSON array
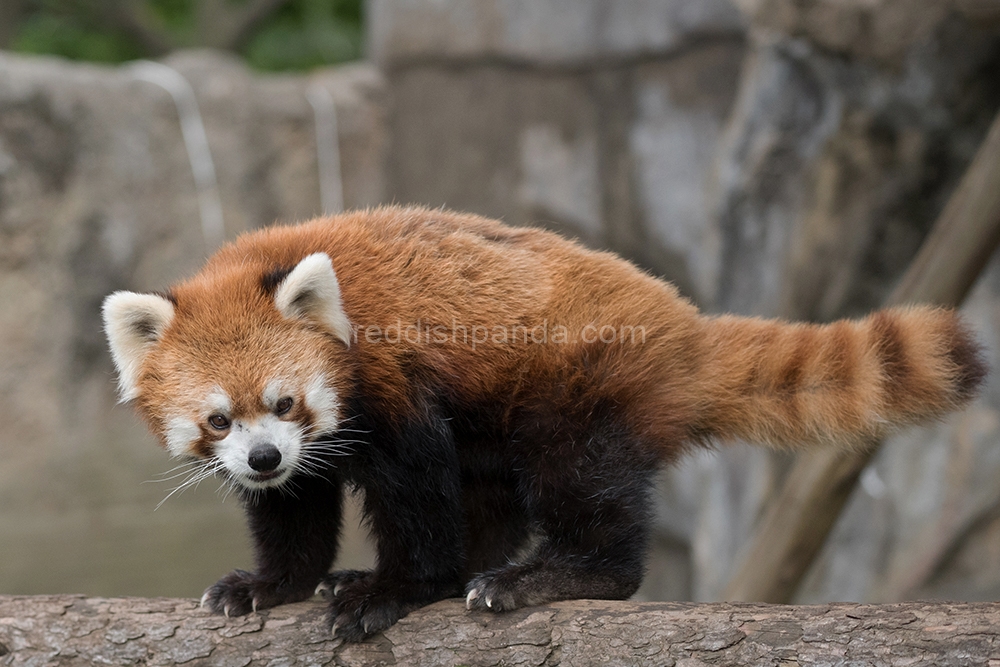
[{"x1": 2, "y1": 0, "x2": 1000, "y2": 605}]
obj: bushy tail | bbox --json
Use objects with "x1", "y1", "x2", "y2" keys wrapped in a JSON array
[{"x1": 693, "y1": 306, "x2": 987, "y2": 448}]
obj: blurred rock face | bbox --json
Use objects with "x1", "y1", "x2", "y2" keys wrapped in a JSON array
[
  {"x1": 2, "y1": 0, "x2": 1000, "y2": 607},
  {"x1": 369, "y1": 0, "x2": 744, "y2": 64},
  {"x1": 369, "y1": 0, "x2": 746, "y2": 306}
]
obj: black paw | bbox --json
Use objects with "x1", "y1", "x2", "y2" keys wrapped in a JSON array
[
  {"x1": 466, "y1": 561, "x2": 640, "y2": 612},
  {"x1": 314, "y1": 569, "x2": 372, "y2": 601},
  {"x1": 465, "y1": 564, "x2": 540, "y2": 612},
  {"x1": 321, "y1": 573, "x2": 462, "y2": 642},
  {"x1": 201, "y1": 570, "x2": 312, "y2": 617},
  {"x1": 324, "y1": 573, "x2": 405, "y2": 642}
]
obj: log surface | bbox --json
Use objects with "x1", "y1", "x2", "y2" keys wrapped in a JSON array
[{"x1": 1, "y1": 595, "x2": 999, "y2": 666}]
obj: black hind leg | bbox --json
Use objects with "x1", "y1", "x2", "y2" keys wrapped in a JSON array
[
  {"x1": 465, "y1": 429, "x2": 657, "y2": 611},
  {"x1": 462, "y1": 474, "x2": 532, "y2": 578}
]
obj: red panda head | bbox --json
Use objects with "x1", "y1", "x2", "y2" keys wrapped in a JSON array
[{"x1": 102, "y1": 253, "x2": 354, "y2": 491}]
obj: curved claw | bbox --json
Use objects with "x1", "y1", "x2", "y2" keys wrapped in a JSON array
[
  {"x1": 465, "y1": 588, "x2": 480, "y2": 610},
  {"x1": 199, "y1": 591, "x2": 210, "y2": 610}
]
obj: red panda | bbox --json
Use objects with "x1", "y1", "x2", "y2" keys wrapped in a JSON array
[{"x1": 103, "y1": 205, "x2": 985, "y2": 641}]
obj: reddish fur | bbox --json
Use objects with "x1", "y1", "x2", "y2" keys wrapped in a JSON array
[{"x1": 136, "y1": 205, "x2": 985, "y2": 456}]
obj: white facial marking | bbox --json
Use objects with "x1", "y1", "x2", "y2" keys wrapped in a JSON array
[
  {"x1": 205, "y1": 387, "x2": 231, "y2": 415},
  {"x1": 165, "y1": 416, "x2": 201, "y2": 457},
  {"x1": 305, "y1": 374, "x2": 339, "y2": 435},
  {"x1": 262, "y1": 379, "x2": 285, "y2": 411},
  {"x1": 215, "y1": 414, "x2": 304, "y2": 490},
  {"x1": 181, "y1": 380, "x2": 342, "y2": 490}
]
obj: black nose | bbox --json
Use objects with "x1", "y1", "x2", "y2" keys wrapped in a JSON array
[{"x1": 248, "y1": 444, "x2": 282, "y2": 472}]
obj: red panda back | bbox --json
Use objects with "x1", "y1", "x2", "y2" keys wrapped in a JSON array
[{"x1": 160, "y1": 205, "x2": 985, "y2": 451}]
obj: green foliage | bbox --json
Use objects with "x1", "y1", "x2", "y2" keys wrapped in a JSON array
[
  {"x1": 6, "y1": 0, "x2": 364, "y2": 71},
  {"x1": 12, "y1": 12, "x2": 143, "y2": 63},
  {"x1": 244, "y1": 0, "x2": 363, "y2": 71},
  {"x1": 148, "y1": 0, "x2": 198, "y2": 34}
]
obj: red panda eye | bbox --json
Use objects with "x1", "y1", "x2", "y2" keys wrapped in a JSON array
[
  {"x1": 275, "y1": 396, "x2": 294, "y2": 416},
  {"x1": 208, "y1": 414, "x2": 230, "y2": 430}
]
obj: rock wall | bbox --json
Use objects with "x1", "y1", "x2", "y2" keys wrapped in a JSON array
[{"x1": 369, "y1": 0, "x2": 747, "y2": 306}]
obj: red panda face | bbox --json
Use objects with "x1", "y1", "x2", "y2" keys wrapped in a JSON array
[
  {"x1": 103, "y1": 253, "x2": 354, "y2": 492},
  {"x1": 147, "y1": 355, "x2": 343, "y2": 491}
]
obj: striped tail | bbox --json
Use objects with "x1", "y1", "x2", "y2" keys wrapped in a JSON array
[{"x1": 693, "y1": 306, "x2": 987, "y2": 448}]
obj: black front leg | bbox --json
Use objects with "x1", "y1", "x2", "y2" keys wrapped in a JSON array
[
  {"x1": 328, "y1": 410, "x2": 466, "y2": 641},
  {"x1": 202, "y1": 472, "x2": 344, "y2": 616}
]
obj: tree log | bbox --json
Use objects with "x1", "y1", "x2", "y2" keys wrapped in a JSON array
[{"x1": 2, "y1": 595, "x2": 999, "y2": 666}]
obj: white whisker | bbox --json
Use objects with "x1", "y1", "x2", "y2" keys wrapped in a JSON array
[
  {"x1": 144, "y1": 460, "x2": 202, "y2": 483},
  {"x1": 154, "y1": 459, "x2": 225, "y2": 510}
]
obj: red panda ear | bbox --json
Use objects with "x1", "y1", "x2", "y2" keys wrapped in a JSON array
[
  {"x1": 102, "y1": 291, "x2": 175, "y2": 402},
  {"x1": 274, "y1": 253, "x2": 352, "y2": 346}
]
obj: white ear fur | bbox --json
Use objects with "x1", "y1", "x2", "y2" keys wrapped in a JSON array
[
  {"x1": 274, "y1": 253, "x2": 352, "y2": 346},
  {"x1": 102, "y1": 291, "x2": 175, "y2": 401}
]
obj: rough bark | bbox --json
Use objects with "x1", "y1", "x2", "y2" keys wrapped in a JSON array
[{"x1": 2, "y1": 595, "x2": 1000, "y2": 666}]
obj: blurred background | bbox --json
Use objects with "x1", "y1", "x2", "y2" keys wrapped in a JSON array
[{"x1": 2, "y1": 0, "x2": 1000, "y2": 605}]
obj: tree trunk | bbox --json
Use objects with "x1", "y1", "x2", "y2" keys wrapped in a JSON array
[{"x1": 2, "y1": 595, "x2": 999, "y2": 666}]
